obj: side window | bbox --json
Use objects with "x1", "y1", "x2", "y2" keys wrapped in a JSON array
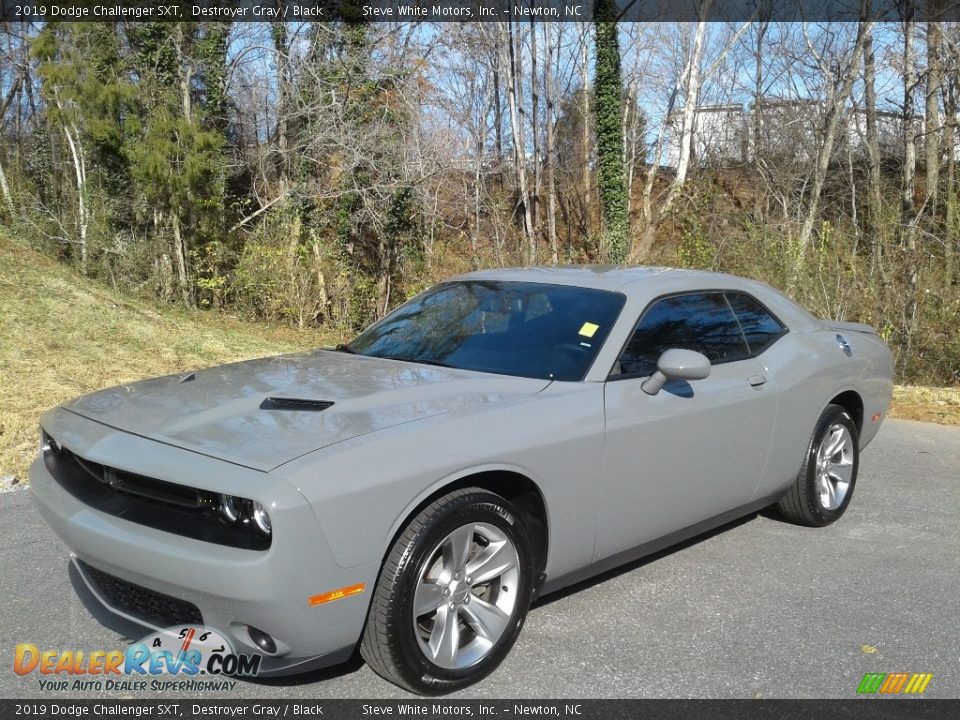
[
  {"x1": 616, "y1": 293, "x2": 749, "y2": 377},
  {"x1": 725, "y1": 292, "x2": 787, "y2": 355}
]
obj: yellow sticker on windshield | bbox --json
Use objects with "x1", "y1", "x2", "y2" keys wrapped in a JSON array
[{"x1": 579, "y1": 322, "x2": 599, "y2": 338}]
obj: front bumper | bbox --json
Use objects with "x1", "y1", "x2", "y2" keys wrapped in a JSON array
[{"x1": 29, "y1": 408, "x2": 380, "y2": 676}]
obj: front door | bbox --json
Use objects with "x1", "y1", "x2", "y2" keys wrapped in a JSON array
[{"x1": 596, "y1": 292, "x2": 779, "y2": 560}]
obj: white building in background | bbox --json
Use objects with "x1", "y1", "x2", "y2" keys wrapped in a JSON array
[
  {"x1": 664, "y1": 99, "x2": 922, "y2": 168},
  {"x1": 845, "y1": 109, "x2": 923, "y2": 158},
  {"x1": 664, "y1": 104, "x2": 748, "y2": 167}
]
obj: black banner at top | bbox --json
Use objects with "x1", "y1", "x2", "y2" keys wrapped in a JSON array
[{"x1": 3, "y1": 0, "x2": 960, "y2": 23}]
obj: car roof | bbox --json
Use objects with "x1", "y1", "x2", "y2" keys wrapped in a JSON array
[
  {"x1": 450, "y1": 265, "x2": 820, "y2": 332},
  {"x1": 451, "y1": 265, "x2": 752, "y2": 293}
]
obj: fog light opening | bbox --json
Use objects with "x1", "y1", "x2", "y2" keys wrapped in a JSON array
[{"x1": 247, "y1": 626, "x2": 277, "y2": 655}]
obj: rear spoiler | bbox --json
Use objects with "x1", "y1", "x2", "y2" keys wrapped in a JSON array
[{"x1": 825, "y1": 320, "x2": 879, "y2": 336}]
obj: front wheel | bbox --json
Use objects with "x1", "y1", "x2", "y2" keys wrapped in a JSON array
[
  {"x1": 777, "y1": 404, "x2": 860, "y2": 526},
  {"x1": 360, "y1": 488, "x2": 534, "y2": 694}
]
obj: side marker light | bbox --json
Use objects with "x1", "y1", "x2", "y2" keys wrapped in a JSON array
[{"x1": 308, "y1": 583, "x2": 366, "y2": 606}]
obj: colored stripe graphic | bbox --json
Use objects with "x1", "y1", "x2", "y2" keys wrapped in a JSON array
[
  {"x1": 903, "y1": 674, "x2": 933, "y2": 694},
  {"x1": 857, "y1": 672, "x2": 932, "y2": 695},
  {"x1": 857, "y1": 673, "x2": 886, "y2": 694},
  {"x1": 880, "y1": 673, "x2": 909, "y2": 693}
]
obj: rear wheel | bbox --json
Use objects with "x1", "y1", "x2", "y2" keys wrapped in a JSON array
[
  {"x1": 778, "y1": 404, "x2": 859, "y2": 526},
  {"x1": 360, "y1": 488, "x2": 534, "y2": 694}
]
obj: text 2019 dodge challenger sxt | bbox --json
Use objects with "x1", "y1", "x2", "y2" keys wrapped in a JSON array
[{"x1": 30, "y1": 266, "x2": 893, "y2": 693}]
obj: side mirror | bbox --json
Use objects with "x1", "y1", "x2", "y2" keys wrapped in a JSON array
[{"x1": 641, "y1": 349, "x2": 711, "y2": 396}]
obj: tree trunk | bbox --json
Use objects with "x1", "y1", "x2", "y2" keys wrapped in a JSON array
[
  {"x1": 944, "y1": 70, "x2": 957, "y2": 289},
  {"x1": 61, "y1": 121, "x2": 88, "y2": 272},
  {"x1": 752, "y1": 21, "x2": 769, "y2": 160},
  {"x1": 472, "y1": 86, "x2": 487, "y2": 268},
  {"x1": 0, "y1": 74, "x2": 21, "y2": 216},
  {"x1": 0, "y1": 154, "x2": 13, "y2": 218},
  {"x1": 544, "y1": 22, "x2": 559, "y2": 265},
  {"x1": 492, "y1": 66, "x2": 503, "y2": 161},
  {"x1": 529, "y1": 19, "x2": 541, "y2": 243},
  {"x1": 635, "y1": 85, "x2": 679, "y2": 260},
  {"x1": 504, "y1": 21, "x2": 535, "y2": 263},
  {"x1": 171, "y1": 211, "x2": 193, "y2": 307},
  {"x1": 902, "y1": 14, "x2": 918, "y2": 250},
  {"x1": 593, "y1": 0, "x2": 628, "y2": 262},
  {"x1": 862, "y1": 11, "x2": 884, "y2": 272},
  {"x1": 925, "y1": 13, "x2": 943, "y2": 215},
  {"x1": 176, "y1": 25, "x2": 193, "y2": 122},
  {"x1": 580, "y1": 27, "x2": 592, "y2": 242},
  {"x1": 901, "y1": 8, "x2": 921, "y2": 359},
  {"x1": 272, "y1": 20, "x2": 292, "y2": 183},
  {"x1": 663, "y1": 18, "x2": 709, "y2": 213}
]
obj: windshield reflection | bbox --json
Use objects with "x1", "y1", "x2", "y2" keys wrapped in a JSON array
[{"x1": 347, "y1": 281, "x2": 625, "y2": 382}]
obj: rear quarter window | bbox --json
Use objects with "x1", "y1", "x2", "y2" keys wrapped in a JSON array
[{"x1": 725, "y1": 292, "x2": 788, "y2": 354}]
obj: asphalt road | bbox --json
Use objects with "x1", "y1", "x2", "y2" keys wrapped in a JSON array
[{"x1": 1, "y1": 419, "x2": 957, "y2": 700}]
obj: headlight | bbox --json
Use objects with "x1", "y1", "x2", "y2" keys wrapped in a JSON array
[
  {"x1": 216, "y1": 494, "x2": 271, "y2": 536},
  {"x1": 219, "y1": 494, "x2": 241, "y2": 523},
  {"x1": 252, "y1": 501, "x2": 272, "y2": 535},
  {"x1": 41, "y1": 429, "x2": 62, "y2": 455}
]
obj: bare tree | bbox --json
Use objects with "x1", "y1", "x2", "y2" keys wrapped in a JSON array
[
  {"x1": 543, "y1": 22, "x2": 559, "y2": 264},
  {"x1": 925, "y1": 10, "x2": 944, "y2": 214},
  {"x1": 787, "y1": 22, "x2": 872, "y2": 291},
  {"x1": 861, "y1": 3, "x2": 884, "y2": 272},
  {"x1": 503, "y1": 20, "x2": 535, "y2": 262}
]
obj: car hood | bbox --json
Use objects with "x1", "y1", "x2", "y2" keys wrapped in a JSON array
[{"x1": 64, "y1": 350, "x2": 550, "y2": 471}]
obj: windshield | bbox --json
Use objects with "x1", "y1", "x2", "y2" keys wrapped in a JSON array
[{"x1": 346, "y1": 281, "x2": 625, "y2": 382}]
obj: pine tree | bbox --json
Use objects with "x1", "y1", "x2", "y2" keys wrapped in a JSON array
[
  {"x1": 32, "y1": 22, "x2": 134, "y2": 271},
  {"x1": 124, "y1": 22, "x2": 229, "y2": 306}
]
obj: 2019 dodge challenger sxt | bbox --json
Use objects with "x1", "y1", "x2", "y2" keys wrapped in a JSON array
[{"x1": 30, "y1": 266, "x2": 893, "y2": 694}]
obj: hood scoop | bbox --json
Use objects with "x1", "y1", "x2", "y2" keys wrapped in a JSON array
[{"x1": 259, "y1": 397, "x2": 335, "y2": 412}]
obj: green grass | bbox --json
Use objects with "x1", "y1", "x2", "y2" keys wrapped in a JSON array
[{"x1": 0, "y1": 235, "x2": 341, "y2": 486}]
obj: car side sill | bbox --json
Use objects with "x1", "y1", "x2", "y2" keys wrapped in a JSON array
[{"x1": 535, "y1": 494, "x2": 782, "y2": 601}]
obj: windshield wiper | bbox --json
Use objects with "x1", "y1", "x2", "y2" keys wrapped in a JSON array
[{"x1": 333, "y1": 344, "x2": 357, "y2": 354}]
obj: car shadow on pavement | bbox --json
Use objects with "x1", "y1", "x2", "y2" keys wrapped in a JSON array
[{"x1": 243, "y1": 651, "x2": 367, "y2": 688}]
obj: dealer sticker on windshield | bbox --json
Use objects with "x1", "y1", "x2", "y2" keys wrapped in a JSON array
[{"x1": 578, "y1": 322, "x2": 600, "y2": 338}]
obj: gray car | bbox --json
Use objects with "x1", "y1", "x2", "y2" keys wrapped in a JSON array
[{"x1": 30, "y1": 266, "x2": 893, "y2": 694}]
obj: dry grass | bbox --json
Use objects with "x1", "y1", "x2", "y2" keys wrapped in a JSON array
[
  {"x1": 890, "y1": 385, "x2": 960, "y2": 425},
  {"x1": 0, "y1": 235, "x2": 341, "y2": 487}
]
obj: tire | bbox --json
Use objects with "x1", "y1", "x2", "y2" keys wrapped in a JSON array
[
  {"x1": 778, "y1": 404, "x2": 860, "y2": 527},
  {"x1": 360, "y1": 488, "x2": 534, "y2": 695}
]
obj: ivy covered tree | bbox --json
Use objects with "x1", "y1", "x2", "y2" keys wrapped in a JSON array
[{"x1": 593, "y1": 0, "x2": 628, "y2": 262}]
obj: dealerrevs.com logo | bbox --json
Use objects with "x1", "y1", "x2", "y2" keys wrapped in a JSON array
[{"x1": 13, "y1": 626, "x2": 261, "y2": 692}]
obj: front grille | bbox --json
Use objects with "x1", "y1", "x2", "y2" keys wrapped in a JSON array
[
  {"x1": 42, "y1": 432, "x2": 270, "y2": 551},
  {"x1": 69, "y1": 451, "x2": 208, "y2": 509},
  {"x1": 81, "y1": 561, "x2": 203, "y2": 628}
]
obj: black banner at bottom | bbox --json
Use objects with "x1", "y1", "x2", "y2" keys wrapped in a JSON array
[{"x1": 1, "y1": 700, "x2": 958, "y2": 720}]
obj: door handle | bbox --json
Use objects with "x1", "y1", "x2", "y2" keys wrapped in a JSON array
[{"x1": 748, "y1": 374, "x2": 767, "y2": 387}]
